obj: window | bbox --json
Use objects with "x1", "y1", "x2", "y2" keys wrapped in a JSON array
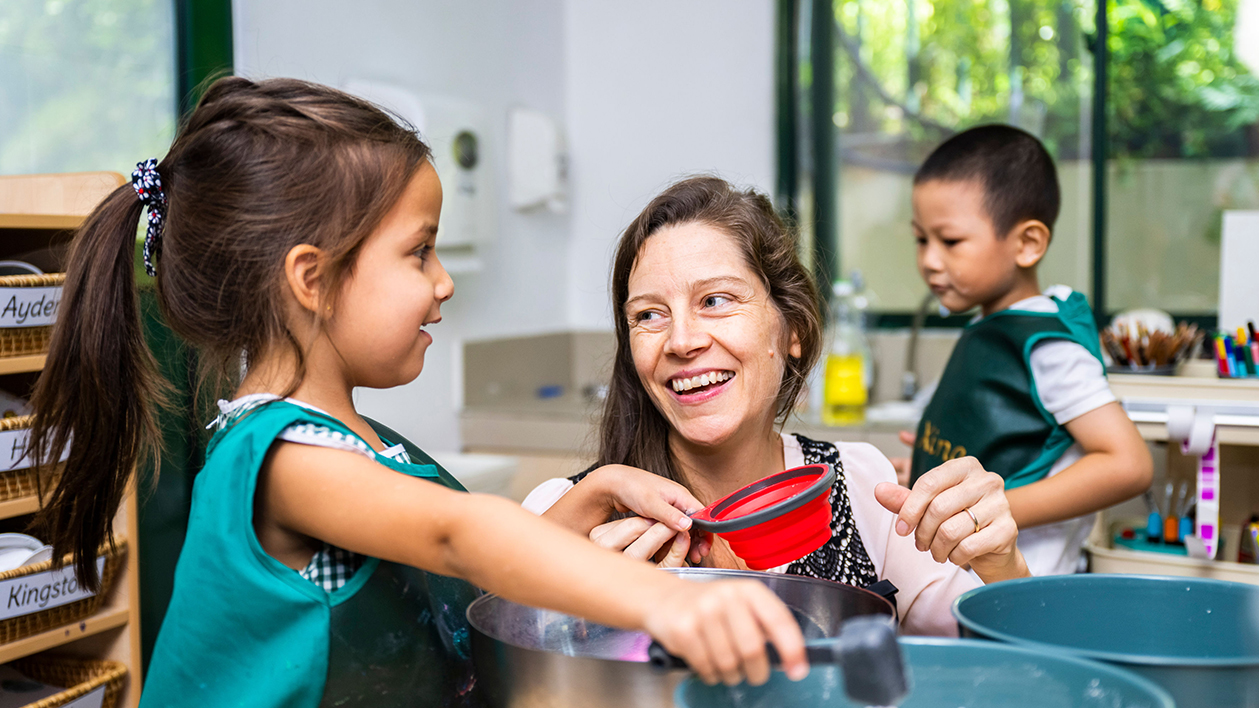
[
  {"x1": 0, "y1": 0, "x2": 177, "y2": 176},
  {"x1": 1104, "y1": 0, "x2": 1259, "y2": 314},
  {"x1": 786, "y1": 0, "x2": 1259, "y2": 322}
]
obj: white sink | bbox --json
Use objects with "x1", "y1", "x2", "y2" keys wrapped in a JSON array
[{"x1": 427, "y1": 451, "x2": 519, "y2": 497}]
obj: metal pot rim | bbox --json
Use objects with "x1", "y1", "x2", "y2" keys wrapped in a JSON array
[{"x1": 467, "y1": 566, "x2": 898, "y2": 657}]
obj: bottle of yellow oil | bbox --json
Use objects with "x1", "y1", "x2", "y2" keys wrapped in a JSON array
[{"x1": 821, "y1": 280, "x2": 872, "y2": 426}]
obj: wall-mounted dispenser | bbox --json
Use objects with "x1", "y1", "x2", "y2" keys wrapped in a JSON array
[
  {"x1": 508, "y1": 107, "x2": 567, "y2": 213},
  {"x1": 343, "y1": 79, "x2": 493, "y2": 273}
]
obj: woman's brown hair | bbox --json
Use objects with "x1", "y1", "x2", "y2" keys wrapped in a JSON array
[
  {"x1": 596, "y1": 176, "x2": 822, "y2": 483},
  {"x1": 28, "y1": 77, "x2": 432, "y2": 588}
]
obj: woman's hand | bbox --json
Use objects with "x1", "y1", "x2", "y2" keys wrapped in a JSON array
[
  {"x1": 644, "y1": 578, "x2": 808, "y2": 686},
  {"x1": 542, "y1": 464, "x2": 704, "y2": 539},
  {"x1": 873, "y1": 456, "x2": 1029, "y2": 583},
  {"x1": 590, "y1": 516, "x2": 712, "y2": 567}
]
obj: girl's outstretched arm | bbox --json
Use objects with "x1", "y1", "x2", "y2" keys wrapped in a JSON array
[{"x1": 259, "y1": 442, "x2": 807, "y2": 686}]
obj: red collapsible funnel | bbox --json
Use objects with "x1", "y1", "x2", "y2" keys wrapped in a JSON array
[{"x1": 689, "y1": 464, "x2": 835, "y2": 570}]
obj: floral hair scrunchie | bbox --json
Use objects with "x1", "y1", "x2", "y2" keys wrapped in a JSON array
[{"x1": 131, "y1": 158, "x2": 167, "y2": 277}]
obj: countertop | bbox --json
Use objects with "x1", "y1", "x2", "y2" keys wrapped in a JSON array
[
  {"x1": 460, "y1": 374, "x2": 1259, "y2": 457},
  {"x1": 459, "y1": 397, "x2": 917, "y2": 458}
]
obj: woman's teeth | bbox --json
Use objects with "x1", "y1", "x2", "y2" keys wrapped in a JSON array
[{"x1": 671, "y1": 371, "x2": 733, "y2": 392}]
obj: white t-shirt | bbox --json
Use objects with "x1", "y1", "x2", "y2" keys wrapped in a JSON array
[
  {"x1": 1004, "y1": 286, "x2": 1115, "y2": 576},
  {"x1": 523, "y1": 434, "x2": 982, "y2": 637}
]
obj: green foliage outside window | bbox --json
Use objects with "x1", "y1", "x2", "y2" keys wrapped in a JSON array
[
  {"x1": 830, "y1": 0, "x2": 1259, "y2": 163},
  {"x1": 1109, "y1": 0, "x2": 1259, "y2": 158}
]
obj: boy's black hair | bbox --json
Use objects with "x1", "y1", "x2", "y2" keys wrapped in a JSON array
[{"x1": 914, "y1": 124, "x2": 1060, "y2": 238}]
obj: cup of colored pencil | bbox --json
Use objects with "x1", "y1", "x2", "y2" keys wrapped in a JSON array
[
  {"x1": 1211, "y1": 321, "x2": 1259, "y2": 378},
  {"x1": 1101, "y1": 320, "x2": 1203, "y2": 375}
]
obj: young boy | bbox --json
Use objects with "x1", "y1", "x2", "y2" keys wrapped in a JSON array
[{"x1": 904, "y1": 124, "x2": 1152, "y2": 576}]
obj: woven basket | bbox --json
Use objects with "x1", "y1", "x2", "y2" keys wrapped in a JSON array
[
  {"x1": 8, "y1": 657, "x2": 126, "y2": 708},
  {"x1": 0, "y1": 415, "x2": 40, "y2": 502},
  {"x1": 0, "y1": 539, "x2": 125, "y2": 646},
  {"x1": 0, "y1": 273, "x2": 64, "y2": 357}
]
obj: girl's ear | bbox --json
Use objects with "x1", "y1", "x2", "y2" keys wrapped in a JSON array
[
  {"x1": 284, "y1": 244, "x2": 328, "y2": 313},
  {"x1": 788, "y1": 328, "x2": 802, "y2": 359},
  {"x1": 1013, "y1": 219, "x2": 1051, "y2": 269}
]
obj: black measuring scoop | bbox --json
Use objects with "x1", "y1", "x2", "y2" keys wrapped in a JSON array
[{"x1": 648, "y1": 615, "x2": 910, "y2": 707}]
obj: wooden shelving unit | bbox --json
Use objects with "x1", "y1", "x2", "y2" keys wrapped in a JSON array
[
  {"x1": 0, "y1": 215, "x2": 83, "y2": 231},
  {"x1": 0, "y1": 598, "x2": 130, "y2": 665},
  {"x1": 0, "y1": 355, "x2": 47, "y2": 376},
  {"x1": 0, "y1": 495, "x2": 41, "y2": 519},
  {"x1": 0, "y1": 171, "x2": 143, "y2": 706},
  {"x1": 1112, "y1": 373, "x2": 1259, "y2": 446},
  {"x1": 1092, "y1": 373, "x2": 1259, "y2": 586}
]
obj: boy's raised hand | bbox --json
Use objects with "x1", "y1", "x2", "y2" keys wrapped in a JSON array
[
  {"x1": 874, "y1": 456, "x2": 1029, "y2": 583},
  {"x1": 645, "y1": 577, "x2": 809, "y2": 686}
]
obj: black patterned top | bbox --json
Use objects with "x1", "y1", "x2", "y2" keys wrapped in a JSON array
[
  {"x1": 783, "y1": 434, "x2": 879, "y2": 588},
  {"x1": 569, "y1": 433, "x2": 879, "y2": 589}
]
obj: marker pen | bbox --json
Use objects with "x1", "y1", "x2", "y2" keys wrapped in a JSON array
[{"x1": 1250, "y1": 321, "x2": 1259, "y2": 376}]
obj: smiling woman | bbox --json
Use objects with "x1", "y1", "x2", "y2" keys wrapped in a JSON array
[
  {"x1": 625, "y1": 224, "x2": 800, "y2": 457},
  {"x1": 524, "y1": 176, "x2": 1034, "y2": 637},
  {"x1": 602, "y1": 178, "x2": 821, "y2": 486}
]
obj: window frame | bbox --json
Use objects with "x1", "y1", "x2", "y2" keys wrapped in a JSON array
[
  {"x1": 175, "y1": 0, "x2": 233, "y2": 117},
  {"x1": 781, "y1": 0, "x2": 1226, "y2": 329}
]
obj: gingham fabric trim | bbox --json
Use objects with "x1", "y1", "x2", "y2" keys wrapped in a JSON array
[
  {"x1": 299, "y1": 543, "x2": 365, "y2": 592},
  {"x1": 282, "y1": 423, "x2": 375, "y2": 459},
  {"x1": 288, "y1": 428, "x2": 410, "y2": 591},
  {"x1": 212, "y1": 395, "x2": 412, "y2": 592},
  {"x1": 211, "y1": 396, "x2": 412, "y2": 464},
  {"x1": 284, "y1": 424, "x2": 412, "y2": 591},
  {"x1": 279, "y1": 424, "x2": 411, "y2": 464}
]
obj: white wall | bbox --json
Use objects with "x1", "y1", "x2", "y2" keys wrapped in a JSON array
[
  {"x1": 233, "y1": 0, "x2": 776, "y2": 449},
  {"x1": 564, "y1": 1, "x2": 777, "y2": 328},
  {"x1": 234, "y1": 0, "x2": 571, "y2": 450}
]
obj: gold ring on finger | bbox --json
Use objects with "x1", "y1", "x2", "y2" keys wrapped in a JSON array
[{"x1": 964, "y1": 506, "x2": 979, "y2": 534}]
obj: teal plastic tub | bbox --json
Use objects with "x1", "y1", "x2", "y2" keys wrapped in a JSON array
[
  {"x1": 954, "y1": 574, "x2": 1259, "y2": 708},
  {"x1": 675, "y1": 637, "x2": 1173, "y2": 708}
]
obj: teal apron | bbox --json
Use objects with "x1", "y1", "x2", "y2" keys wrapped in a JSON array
[
  {"x1": 142, "y1": 401, "x2": 485, "y2": 708},
  {"x1": 908, "y1": 292, "x2": 1105, "y2": 489}
]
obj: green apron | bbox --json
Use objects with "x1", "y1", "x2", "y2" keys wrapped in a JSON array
[
  {"x1": 141, "y1": 401, "x2": 485, "y2": 708},
  {"x1": 908, "y1": 292, "x2": 1105, "y2": 490}
]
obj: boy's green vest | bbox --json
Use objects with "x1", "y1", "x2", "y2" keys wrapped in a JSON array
[
  {"x1": 141, "y1": 401, "x2": 485, "y2": 708},
  {"x1": 908, "y1": 292, "x2": 1105, "y2": 489}
]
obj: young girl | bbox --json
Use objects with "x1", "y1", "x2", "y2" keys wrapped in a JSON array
[{"x1": 27, "y1": 77, "x2": 809, "y2": 707}]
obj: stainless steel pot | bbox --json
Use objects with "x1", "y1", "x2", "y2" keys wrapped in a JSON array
[{"x1": 466, "y1": 568, "x2": 896, "y2": 708}]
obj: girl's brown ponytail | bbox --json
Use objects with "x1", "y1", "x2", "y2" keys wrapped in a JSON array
[
  {"x1": 27, "y1": 76, "x2": 433, "y2": 589},
  {"x1": 29, "y1": 183, "x2": 166, "y2": 590}
]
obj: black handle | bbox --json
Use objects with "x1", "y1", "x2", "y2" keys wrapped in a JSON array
[
  {"x1": 647, "y1": 641, "x2": 689, "y2": 671},
  {"x1": 645, "y1": 616, "x2": 908, "y2": 707},
  {"x1": 647, "y1": 640, "x2": 834, "y2": 672},
  {"x1": 866, "y1": 578, "x2": 899, "y2": 612}
]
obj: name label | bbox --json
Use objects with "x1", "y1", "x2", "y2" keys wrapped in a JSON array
[
  {"x1": 0, "y1": 286, "x2": 61, "y2": 327},
  {"x1": 0, "y1": 428, "x2": 68, "y2": 471},
  {"x1": 0, "y1": 556, "x2": 103, "y2": 620}
]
